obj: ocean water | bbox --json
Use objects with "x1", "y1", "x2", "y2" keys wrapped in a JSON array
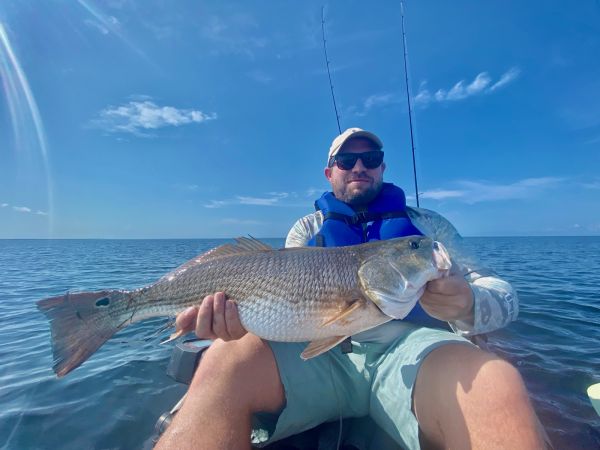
[{"x1": 0, "y1": 237, "x2": 598, "y2": 449}]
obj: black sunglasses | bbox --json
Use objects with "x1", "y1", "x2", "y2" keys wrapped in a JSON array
[{"x1": 329, "y1": 151, "x2": 384, "y2": 170}]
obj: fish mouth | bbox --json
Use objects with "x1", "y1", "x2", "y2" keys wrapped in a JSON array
[{"x1": 432, "y1": 241, "x2": 452, "y2": 274}]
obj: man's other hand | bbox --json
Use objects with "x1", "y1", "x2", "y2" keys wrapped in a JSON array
[
  {"x1": 175, "y1": 291, "x2": 247, "y2": 341},
  {"x1": 420, "y1": 274, "x2": 474, "y2": 323}
]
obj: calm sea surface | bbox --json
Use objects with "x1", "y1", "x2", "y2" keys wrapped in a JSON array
[{"x1": 0, "y1": 237, "x2": 599, "y2": 449}]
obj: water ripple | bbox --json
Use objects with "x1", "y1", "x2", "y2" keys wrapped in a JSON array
[{"x1": 0, "y1": 237, "x2": 599, "y2": 449}]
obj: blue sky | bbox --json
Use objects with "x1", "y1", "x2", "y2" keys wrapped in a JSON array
[{"x1": 0, "y1": 0, "x2": 598, "y2": 238}]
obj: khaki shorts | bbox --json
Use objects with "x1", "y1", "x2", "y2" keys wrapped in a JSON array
[{"x1": 251, "y1": 325, "x2": 473, "y2": 449}]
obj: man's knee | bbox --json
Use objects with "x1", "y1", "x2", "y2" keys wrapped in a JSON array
[{"x1": 189, "y1": 334, "x2": 285, "y2": 413}]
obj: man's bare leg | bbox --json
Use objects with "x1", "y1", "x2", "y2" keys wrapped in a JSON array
[
  {"x1": 414, "y1": 344, "x2": 547, "y2": 449},
  {"x1": 155, "y1": 334, "x2": 285, "y2": 450}
]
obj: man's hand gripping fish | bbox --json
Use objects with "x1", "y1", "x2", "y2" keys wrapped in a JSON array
[{"x1": 37, "y1": 236, "x2": 452, "y2": 377}]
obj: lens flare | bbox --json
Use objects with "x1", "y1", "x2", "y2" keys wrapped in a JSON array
[
  {"x1": 0, "y1": 23, "x2": 54, "y2": 233},
  {"x1": 76, "y1": 0, "x2": 155, "y2": 68}
]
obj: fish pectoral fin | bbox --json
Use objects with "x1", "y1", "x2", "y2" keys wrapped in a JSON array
[
  {"x1": 301, "y1": 336, "x2": 349, "y2": 360},
  {"x1": 320, "y1": 299, "x2": 364, "y2": 327}
]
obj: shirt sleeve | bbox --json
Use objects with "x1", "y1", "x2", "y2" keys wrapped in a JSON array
[
  {"x1": 285, "y1": 211, "x2": 324, "y2": 248},
  {"x1": 408, "y1": 207, "x2": 519, "y2": 336}
]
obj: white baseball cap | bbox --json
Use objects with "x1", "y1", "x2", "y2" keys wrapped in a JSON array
[{"x1": 328, "y1": 127, "x2": 383, "y2": 161}]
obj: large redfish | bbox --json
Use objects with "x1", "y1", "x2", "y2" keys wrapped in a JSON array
[{"x1": 38, "y1": 236, "x2": 451, "y2": 376}]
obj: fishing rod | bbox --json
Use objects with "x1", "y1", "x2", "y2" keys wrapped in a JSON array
[
  {"x1": 321, "y1": 6, "x2": 342, "y2": 134},
  {"x1": 321, "y1": 4, "x2": 421, "y2": 208},
  {"x1": 400, "y1": 0, "x2": 420, "y2": 207}
]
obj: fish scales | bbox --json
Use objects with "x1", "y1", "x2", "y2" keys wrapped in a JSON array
[{"x1": 133, "y1": 246, "x2": 365, "y2": 341}]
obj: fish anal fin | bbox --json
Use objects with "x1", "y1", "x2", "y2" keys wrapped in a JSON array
[
  {"x1": 320, "y1": 299, "x2": 364, "y2": 327},
  {"x1": 301, "y1": 336, "x2": 349, "y2": 360}
]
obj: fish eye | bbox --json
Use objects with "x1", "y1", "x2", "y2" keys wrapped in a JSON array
[
  {"x1": 433, "y1": 242, "x2": 439, "y2": 251},
  {"x1": 410, "y1": 241, "x2": 419, "y2": 250}
]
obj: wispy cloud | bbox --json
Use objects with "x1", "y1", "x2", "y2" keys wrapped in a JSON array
[
  {"x1": 489, "y1": 67, "x2": 521, "y2": 91},
  {"x1": 420, "y1": 189, "x2": 466, "y2": 200},
  {"x1": 204, "y1": 200, "x2": 229, "y2": 209},
  {"x1": 419, "y1": 176, "x2": 563, "y2": 204},
  {"x1": 91, "y1": 98, "x2": 217, "y2": 136},
  {"x1": 349, "y1": 92, "x2": 400, "y2": 117},
  {"x1": 414, "y1": 67, "x2": 521, "y2": 107},
  {"x1": 204, "y1": 189, "x2": 322, "y2": 209},
  {"x1": 3, "y1": 203, "x2": 48, "y2": 215}
]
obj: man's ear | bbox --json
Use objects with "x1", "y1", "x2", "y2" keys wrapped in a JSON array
[
  {"x1": 325, "y1": 166, "x2": 333, "y2": 180},
  {"x1": 381, "y1": 162, "x2": 386, "y2": 174}
]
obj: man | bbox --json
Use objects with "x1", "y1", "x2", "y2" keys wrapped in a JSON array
[{"x1": 156, "y1": 128, "x2": 546, "y2": 449}]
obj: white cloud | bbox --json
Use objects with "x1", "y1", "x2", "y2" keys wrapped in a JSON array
[
  {"x1": 352, "y1": 93, "x2": 399, "y2": 116},
  {"x1": 305, "y1": 187, "x2": 325, "y2": 198},
  {"x1": 9, "y1": 205, "x2": 47, "y2": 215},
  {"x1": 414, "y1": 68, "x2": 520, "y2": 107},
  {"x1": 204, "y1": 200, "x2": 229, "y2": 209},
  {"x1": 1, "y1": 203, "x2": 8, "y2": 207},
  {"x1": 489, "y1": 67, "x2": 521, "y2": 91},
  {"x1": 237, "y1": 192, "x2": 288, "y2": 206},
  {"x1": 445, "y1": 73, "x2": 492, "y2": 100},
  {"x1": 92, "y1": 98, "x2": 216, "y2": 135},
  {"x1": 420, "y1": 189, "x2": 466, "y2": 200},
  {"x1": 204, "y1": 191, "x2": 306, "y2": 208},
  {"x1": 421, "y1": 177, "x2": 563, "y2": 204}
]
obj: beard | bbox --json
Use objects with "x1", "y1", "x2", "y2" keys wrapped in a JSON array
[{"x1": 336, "y1": 178, "x2": 384, "y2": 207}]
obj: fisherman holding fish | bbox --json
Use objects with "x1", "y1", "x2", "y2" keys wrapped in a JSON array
[{"x1": 155, "y1": 128, "x2": 548, "y2": 449}]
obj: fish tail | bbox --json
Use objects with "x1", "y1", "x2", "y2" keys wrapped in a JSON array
[{"x1": 37, "y1": 289, "x2": 131, "y2": 377}]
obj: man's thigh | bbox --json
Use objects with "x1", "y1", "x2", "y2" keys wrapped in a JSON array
[
  {"x1": 252, "y1": 341, "x2": 371, "y2": 446},
  {"x1": 369, "y1": 327, "x2": 473, "y2": 449},
  {"x1": 413, "y1": 343, "x2": 544, "y2": 449}
]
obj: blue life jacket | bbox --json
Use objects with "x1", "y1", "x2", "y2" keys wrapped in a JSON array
[{"x1": 308, "y1": 183, "x2": 449, "y2": 329}]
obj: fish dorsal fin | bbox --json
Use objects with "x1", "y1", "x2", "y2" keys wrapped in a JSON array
[
  {"x1": 320, "y1": 299, "x2": 364, "y2": 327},
  {"x1": 301, "y1": 336, "x2": 349, "y2": 360},
  {"x1": 233, "y1": 236, "x2": 274, "y2": 252},
  {"x1": 159, "y1": 237, "x2": 274, "y2": 283}
]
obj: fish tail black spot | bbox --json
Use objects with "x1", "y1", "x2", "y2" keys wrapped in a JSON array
[{"x1": 95, "y1": 297, "x2": 110, "y2": 307}]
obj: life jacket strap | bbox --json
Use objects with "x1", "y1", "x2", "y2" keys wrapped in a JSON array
[{"x1": 322, "y1": 210, "x2": 409, "y2": 225}]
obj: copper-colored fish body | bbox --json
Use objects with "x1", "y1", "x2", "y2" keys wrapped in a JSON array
[{"x1": 38, "y1": 236, "x2": 451, "y2": 376}]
